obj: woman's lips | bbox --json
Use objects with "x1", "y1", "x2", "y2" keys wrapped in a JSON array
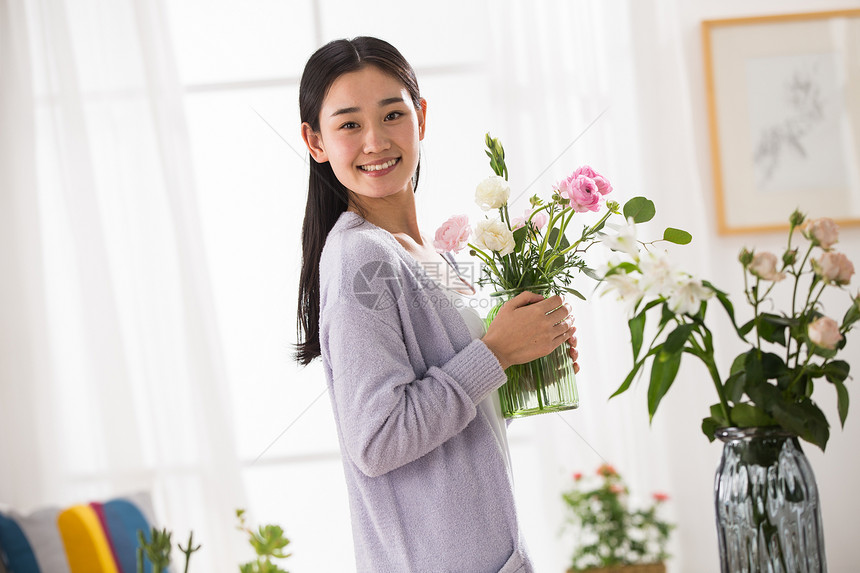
[{"x1": 358, "y1": 158, "x2": 400, "y2": 176}]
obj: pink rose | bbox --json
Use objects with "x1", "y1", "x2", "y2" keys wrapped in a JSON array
[
  {"x1": 802, "y1": 218, "x2": 839, "y2": 250},
  {"x1": 808, "y1": 316, "x2": 843, "y2": 350},
  {"x1": 433, "y1": 214, "x2": 471, "y2": 254},
  {"x1": 748, "y1": 252, "x2": 786, "y2": 282},
  {"x1": 812, "y1": 251, "x2": 854, "y2": 285},
  {"x1": 557, "y1": 174, "x2": 601, "y2": 213},
  {"x1": 512, "y1": 208, "x2": 549, "y2": 231},
  {"x1": 653, "y1": 492, "x2": 670, "y2": 503},
  {"x1": 573, "y1": 165, "x2": 613, "y2": 195},
  {"x1": 609, "y1": 484, "x2": 625, "y2": 495},
  {"x1": 573, "y1": 472, "x2": 583, "y2": 481}
]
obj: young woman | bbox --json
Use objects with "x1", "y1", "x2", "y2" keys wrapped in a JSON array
[{"x1": 294, "y1": 37, "x2": 579, "y2": 573}]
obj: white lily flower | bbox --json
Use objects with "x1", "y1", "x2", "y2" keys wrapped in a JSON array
[
  {"x1": 602, "y1": 217, "x2": 640, "y2": 258},
  {"x1": 668, "y1": 277, "x2": 713, "y2": 315}
]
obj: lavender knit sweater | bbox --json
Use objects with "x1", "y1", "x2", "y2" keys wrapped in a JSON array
[{"x1": 319, "y1": 211, "x2": 533, "y2": 573}]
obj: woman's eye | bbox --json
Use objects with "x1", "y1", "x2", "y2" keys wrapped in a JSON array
[
  {"x1": 340, "y1": 121, "x2": 359, "y2": 130},
  {"x1": 385, "y1": 111, "x2": 403, "y2": 121}
]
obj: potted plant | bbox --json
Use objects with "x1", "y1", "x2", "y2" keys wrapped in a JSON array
[
  {"x1": 602, "y1": 211, "x2": 857, "y2": 571},
  {"x1": 135, "y1": 509, "x2": 291, "y2": 572},
  {"x1": 561, "y1": 463, "x2": 673, "y2": 573}
]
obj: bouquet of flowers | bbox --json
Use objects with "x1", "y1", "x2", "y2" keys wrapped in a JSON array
[
  {"x1": 561, "y1": 464, "x2": 673, "y2": 572},
  {"x1": 434, "y1": 134, "x2": 690, "y2": 417},
  {"x1": 604, "y1": 210, "x2": 858, "y2": 449}
]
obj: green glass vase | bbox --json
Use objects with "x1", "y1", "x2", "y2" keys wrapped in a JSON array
[{"x1": 484, "y1": 285, "x2": 579, "y2": 418}]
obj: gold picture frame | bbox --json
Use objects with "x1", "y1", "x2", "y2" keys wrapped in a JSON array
[{"x1": 703, "y1": 10, "x2": 860, "y2": 234}]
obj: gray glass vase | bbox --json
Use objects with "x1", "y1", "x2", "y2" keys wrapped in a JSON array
[{"x1": 714, "y1": 427, "x2": 826, "y2": 573}]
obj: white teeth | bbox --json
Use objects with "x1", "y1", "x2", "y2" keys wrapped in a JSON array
[{"x1": 360, "y1": 159, "x2": 397, "y2": 172}]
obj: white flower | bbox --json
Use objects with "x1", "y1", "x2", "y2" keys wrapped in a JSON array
[
  {"x1": 475, "y1": 175, "x2": 511, "y2": 211},
  {"x1": 668, "y1": 277, "x2": 713, "y2": 315},
  {"x1": 639, "y1": 251, "x2": 683, "y2": 297},
  {"x1": 602, "y1": 218, "x2": 639, "y2": 258},
  {"x1": 601, "y1": 271, "x2": 644, "y2": 313},
  {"x1": 472, "y1": 218, "x2": 516, "y2": 256}
]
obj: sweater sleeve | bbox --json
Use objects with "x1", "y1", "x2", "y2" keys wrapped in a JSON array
[{"x1": 321, "y1": 299, "x2": 508, "y2": 478}]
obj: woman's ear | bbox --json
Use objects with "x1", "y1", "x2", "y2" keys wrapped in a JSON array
[
  {"x1": 417, "y1": 98, "x2": 428, "y2": 141},
  {"x1": 301, "y1": 122, "x2": 328, "y2": 163}
]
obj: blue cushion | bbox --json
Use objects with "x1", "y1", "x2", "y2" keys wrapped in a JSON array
[
  {"x1": 0, "y1": 513, "x2": 40, "y2": 572},
  {"x1": 102, "y1": 499, "x2": 153, "y2": 573}
]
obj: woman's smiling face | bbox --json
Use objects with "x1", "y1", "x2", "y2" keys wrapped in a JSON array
[{"x1": 303, "y1": 65, "x2": 426, "y2": 207}]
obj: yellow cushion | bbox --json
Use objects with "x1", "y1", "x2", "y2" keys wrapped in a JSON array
[{"x1": 57, "y1": 505, "x2": 119, "y2": 573}]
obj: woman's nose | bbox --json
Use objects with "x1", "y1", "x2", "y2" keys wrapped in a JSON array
[{"x1": 362, "y1": 123, "x2": 390, "y2": 153}]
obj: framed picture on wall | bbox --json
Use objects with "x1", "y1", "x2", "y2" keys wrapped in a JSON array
[{"x1": 702, "y1": 10, "x2": 860, "y2": 234}]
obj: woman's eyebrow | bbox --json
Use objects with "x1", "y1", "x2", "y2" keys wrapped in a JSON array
[{"x1": 330, "y1": 96, "x2": 407, "y2": 117}]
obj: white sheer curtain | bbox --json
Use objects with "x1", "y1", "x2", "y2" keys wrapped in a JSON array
[{"x1": 0, "y1": 0, "x2": 245, "y2": 568}]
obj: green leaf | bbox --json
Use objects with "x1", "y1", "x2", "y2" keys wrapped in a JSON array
[
  {"x1": 823, "y1": 360, "x2": 850, "y2": 384},
  {"x1": 512, "y1": 225, "x2": 529, "y2": 253},
  {"x1": 756, "y1": 313, "x2": 791, "y2": 346},
  {"x1": 701, "y1": 417, "x2": 719, "y2": 441},
  {"x1": 662, "y1": 323, "x2": 695, "y2": 355},
  {"x1": 562, "y1": 286, "x2": 586, "y2": 301},
  {"x1": 724, "y1": 371, "x2": 746, "y2": 403},
  {"x1": 730, "y1": 403, "x2": 777, "y2": 427},
  {"x1": 623, "y1": 197, "x2": 656, "y2": 223},
  {"x1": 743, "y1": 350, "x2": 764, "y2": 385},
  {"x1": 843, "y1": 299, "x2": 860, "y2": 329},
  {"x1": 796, "y1": 400, "x2": 830, "y2": 451},
  {"x1": 760, "y1": 352, "x2": 787, "y2": 379},
  {"x1": 603, "y1": 261, "x2": 639, "y2": 277},
  {"x1": 659, "y1": 303, "x2": 675, "y2": 328},
  {"x1": 833, "y1": 380, "x2": 850, "y2": 427},
  {"x1": 709, "y1": 403, "x2": 729, "y2": 426},
  {"x1": 629, "y1": 312, "x2": 646, "y2": 361},
  {"x1": 729, "y1": 353, "x2": 746, "y2": 376},
  {"x1": 582, "y1": 266, "x2": 602, "y2": 281},
  {"x1": 739, "y1": 319, "x2": 755, "y2": 337},
  {"x1": 647, "y1": 349, "x2": 682, "y2": 420},
  {"x1": 662, "y1": 227, "x2": 692, "y2": 245},
  {"x1": 547, "y1": 227, "x2": 571, "y2": 250},
  {"x1": 611, "y1": 358, "x2": 644, "y2": 399}
]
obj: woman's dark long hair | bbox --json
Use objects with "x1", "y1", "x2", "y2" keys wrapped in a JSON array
[{"x1": 294, "y1": 37, "x2": 422, "y2": 366}]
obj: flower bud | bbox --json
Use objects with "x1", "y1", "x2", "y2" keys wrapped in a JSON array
[
  {"x1": 738, "y1": 248, "x2": 754, "y2": 267},
  {"x1": 529, "y1": 194, "x2": 543, "y2": 207},
  {"x1": 782, "y1": 248, "x2": 797, "y2": 266},
  {"x1": 789, "y1": 209, "x2": 806, "y2": 228}
]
